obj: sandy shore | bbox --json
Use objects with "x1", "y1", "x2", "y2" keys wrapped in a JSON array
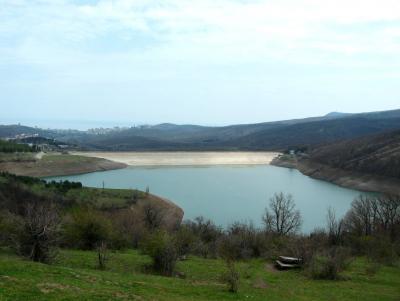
[{"x1": 72, "y1": 151, "x2": 280, "y2": 166}]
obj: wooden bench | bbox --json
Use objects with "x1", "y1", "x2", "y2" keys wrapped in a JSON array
[{"x1": 275, "y1": 256, "x2": 302, "y2": 270}]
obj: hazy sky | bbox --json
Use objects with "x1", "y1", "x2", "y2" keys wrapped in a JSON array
[{"x1": 1, "y1": 0, "x2": 400, "y2": 129}]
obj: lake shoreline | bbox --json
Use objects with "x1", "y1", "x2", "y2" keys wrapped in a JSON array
[
  {"x1": 0, "y1": 153, "x2": 127, "y2": 178},
  {"x1": 271, "y1": 156, "x2": 400, "y2": 195}
]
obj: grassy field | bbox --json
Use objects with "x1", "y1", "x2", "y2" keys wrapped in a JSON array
[
  {"x1": 0, "y1": 248, "x2": 399, "y2": 301},
  {"x1": 0, "y1": 172, "x2": 183, "y2": 227},
  {"x1": 0, "y1": 152, "x2": 36, "y2": 163}
]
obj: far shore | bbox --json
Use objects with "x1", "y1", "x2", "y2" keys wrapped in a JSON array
[
  {"x1": 71, "y1": 151, "x2": 280, "y2": 166},
  {"x1": 271, "y1": 156, "x2": 400, "y2": 195}
]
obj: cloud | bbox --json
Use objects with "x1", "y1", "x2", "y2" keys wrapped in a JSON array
[{"x1": 1, "y1": 0, "x2": 400, "y2": 82}]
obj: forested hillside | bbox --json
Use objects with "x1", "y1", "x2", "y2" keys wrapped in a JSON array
[
  {"x1": 2, "y1": 109, "x2": 400, "y2": 151},
  {"x1": 309, "y1": 130, "x2": 400, "y2": 179}
]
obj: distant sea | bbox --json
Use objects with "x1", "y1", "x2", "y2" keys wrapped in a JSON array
[{"x1": 0, "y1": 119, "x2": 139, "y2": 131}]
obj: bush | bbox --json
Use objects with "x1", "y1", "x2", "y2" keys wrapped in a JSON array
[
  {"x1": 220, "y1": 261, "x2": 240, "y2": 293},
  {"x1": 222, "y1": 222, "x2": 267, "y2": 260},
  {"x1": 12, "y1": 202, "x2": 60, "y2": 263},
  {"x1": 140, "y1": 230, "x2": 178, "y2": 276},
  {"x1": 307, "y1": 247, "x2": 352, "y2": 280},
  {"x1": 142, "y1": 203, "x2": 165, "y2": 231},
  {"x1": 97, "y1": 241, "x2": 109, "y2": 270},
  {"x1": 174, "y1": 225, "x2": 196, "y2": 257},
  {"x1": 364, "y1": 236, "x2": 399, "y2": 266},
  {"x1": 365, "y1": 262, "x2": 381, "y2": 276},
  {"x1": 107, "y1": 209, "x2": 144, "y2": 249},
  {"x1": 183, "y1": 217, "x2": 222, "y2": 258},
  {"x1": 62, "y1": 208, "x2": 113, "y2": 250}
]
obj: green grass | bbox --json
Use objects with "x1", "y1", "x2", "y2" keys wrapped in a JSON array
[
  {"x1": 0, "y1": 249, "x2": 399, "y2": 301},
  {"x1": 0, "y1": 172, "x2": 145, "y2": 210},
  {"x1": 40, "y1": 154, "x2": 98, "y2": 164},
  {"x1": 64, "y1": 187, "x2": 145, "y2": 209}
]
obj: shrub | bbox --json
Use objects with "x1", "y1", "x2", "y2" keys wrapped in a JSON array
[
  {"x1": 223, "y1": 222, "x2": 266, "y2": 259},
  {"x1": 364, "y1": 236, "x2": 399, "y2": 266},
  {"x1": 140, "y1": 230, "x2": 178, "y2": 276},
  {"x1": 175, "y1": 225, "x2": 196, "y2": 257},
  {"x1": 142, "y1": 203, "x2": 165, "y2": 231},
  {"x1": 97, "y1": 241, "x2": 109, "y2": 270},
  {"x1": 62, "y1": 208, "x2": 112, "y2": 250},
  {"x1": 107, "y1": 209, "x2": 145, "y2": 249},
  {"x1": 14, "y1": 202, "x2": 60, "y2": 263},
  {"x1": 183, "y1": 217, "x2": 222, "y2": 258},
  {"x1": 307, "y1": 247, "x2": 352, "y2": 280},
  {"x1": 365, "y1": 262, "x2": 381, "y2": 276},
  {"x1": 220, "y1": 261, "x2": 240, "y2": 293}
]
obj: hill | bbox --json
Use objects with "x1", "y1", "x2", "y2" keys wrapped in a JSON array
[
  {"x1": 52, "y1": 108, "x2": 400, "y2": 151},
  {"x1": 309, "y1": 130, "x2": 400, "y2": 179},
  {"x1": 2, "y1": 108, "x2": 400, "y2": 151},
  {"x1": 272, "y1": 130, "x2": 400, "y2": 194}
]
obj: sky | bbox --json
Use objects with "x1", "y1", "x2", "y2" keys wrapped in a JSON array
[{"x1": 1, "y1": 0, "x2": 400, "y2": 129}]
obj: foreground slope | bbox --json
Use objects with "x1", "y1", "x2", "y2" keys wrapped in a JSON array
[{"x1": 0, "y1": 249, "x2": 399, "y2": 301}]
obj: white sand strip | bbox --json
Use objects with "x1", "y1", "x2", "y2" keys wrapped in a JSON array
[{"x1": 71, "y1": 151, "x2": 280, "y2": 166}]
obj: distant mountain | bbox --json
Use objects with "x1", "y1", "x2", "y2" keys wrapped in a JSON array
[
  {"x1": 2, "y1": 108, "x2": 400, "y2": 151},
  {"x1": 228, "y1": 115, "x2": 400, "y2": 150},
  {"x1": 324, "y1": 112, "x2": 353, "y2": 118}
]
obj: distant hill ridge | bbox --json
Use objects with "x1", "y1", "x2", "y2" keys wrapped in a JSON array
[{"x1": 1, "y1": 108, "x2": 400, "y2": 151}]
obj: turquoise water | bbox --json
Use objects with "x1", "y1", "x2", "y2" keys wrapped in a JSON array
[{"x1": 47, "y1": 165, "x2": 366, "y2": 232}]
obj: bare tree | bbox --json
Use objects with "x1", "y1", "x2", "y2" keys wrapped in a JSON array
[
  {"x1": 15, "y1": 202, "x2": 60, "y2": 263},
  {"x1": 262, "y1": 193, "x2": 302, "y2": 235},
  {"x1": 375, "y1": 195, "x2": 400, "y2": 240},
  {"x1": 344, "y1": 195, "x2": 378, "y2": 236},
  {"x1": 345, "y1": 194, "x2": 400, "y2": 241},
  {"x1": 326, "y1": 207, "x2": 344, "y2": 246},
  {"x1": 97, "y1": 241, "x2": 109, "y2": 270},
  {"x1": 142, "y1": 203, "x2": 164, "y2": 231}
]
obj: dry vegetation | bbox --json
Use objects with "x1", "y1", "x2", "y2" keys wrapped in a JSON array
[{"x1": 0, "y1": 153, "x2": 126, "y2": 177}]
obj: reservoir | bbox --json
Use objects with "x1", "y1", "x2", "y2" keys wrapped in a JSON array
[{"x1": 47, "y1": 164, "x2": 366, "y2": 232}]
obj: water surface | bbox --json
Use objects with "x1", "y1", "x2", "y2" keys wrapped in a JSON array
[{"x1": 47, "y1": 165, "x2": 366, "y2": 232}]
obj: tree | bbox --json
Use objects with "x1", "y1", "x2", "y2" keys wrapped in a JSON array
[
  {"x1": 326, "y1": 207, "x2": 344, "y2": 246},
  {"x1": 375, "y1": 195, "x2": 400, "y2": 241},
  {"x1": 344, "y1": 195, "x2": 378, "y2": 236},
  {"x1": 140, "y1": 230, "x2": 178, "y2": 276},
  {"x1": 218, "y1": 235, "x2": 240, "y2": 293},
  {"x1": 63, "y1": 209, "x2": 112, "y2": 250},
  {"x1": 142, "y1": 203, "x2": 164, "y2": 231},
  {"x1": 14, "y1": 202, "x2": 60, "y2": 263},
  {"x1": 345, "y1": 195, "x2": 400, "y2": 241},
  {"x1": 262, "y1": 193, "x2": 302, "y2": 235}
]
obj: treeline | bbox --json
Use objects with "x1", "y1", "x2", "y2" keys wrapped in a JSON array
[
  {"x1": 0, "y1": 174, "x2": 399, "y2": 293},
  {"x1": 0, "y1": 139, "x2": 37, "y2": 153},
  {"x1": 309, "y1": 130, "x2": 400, "y2": 179}
]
